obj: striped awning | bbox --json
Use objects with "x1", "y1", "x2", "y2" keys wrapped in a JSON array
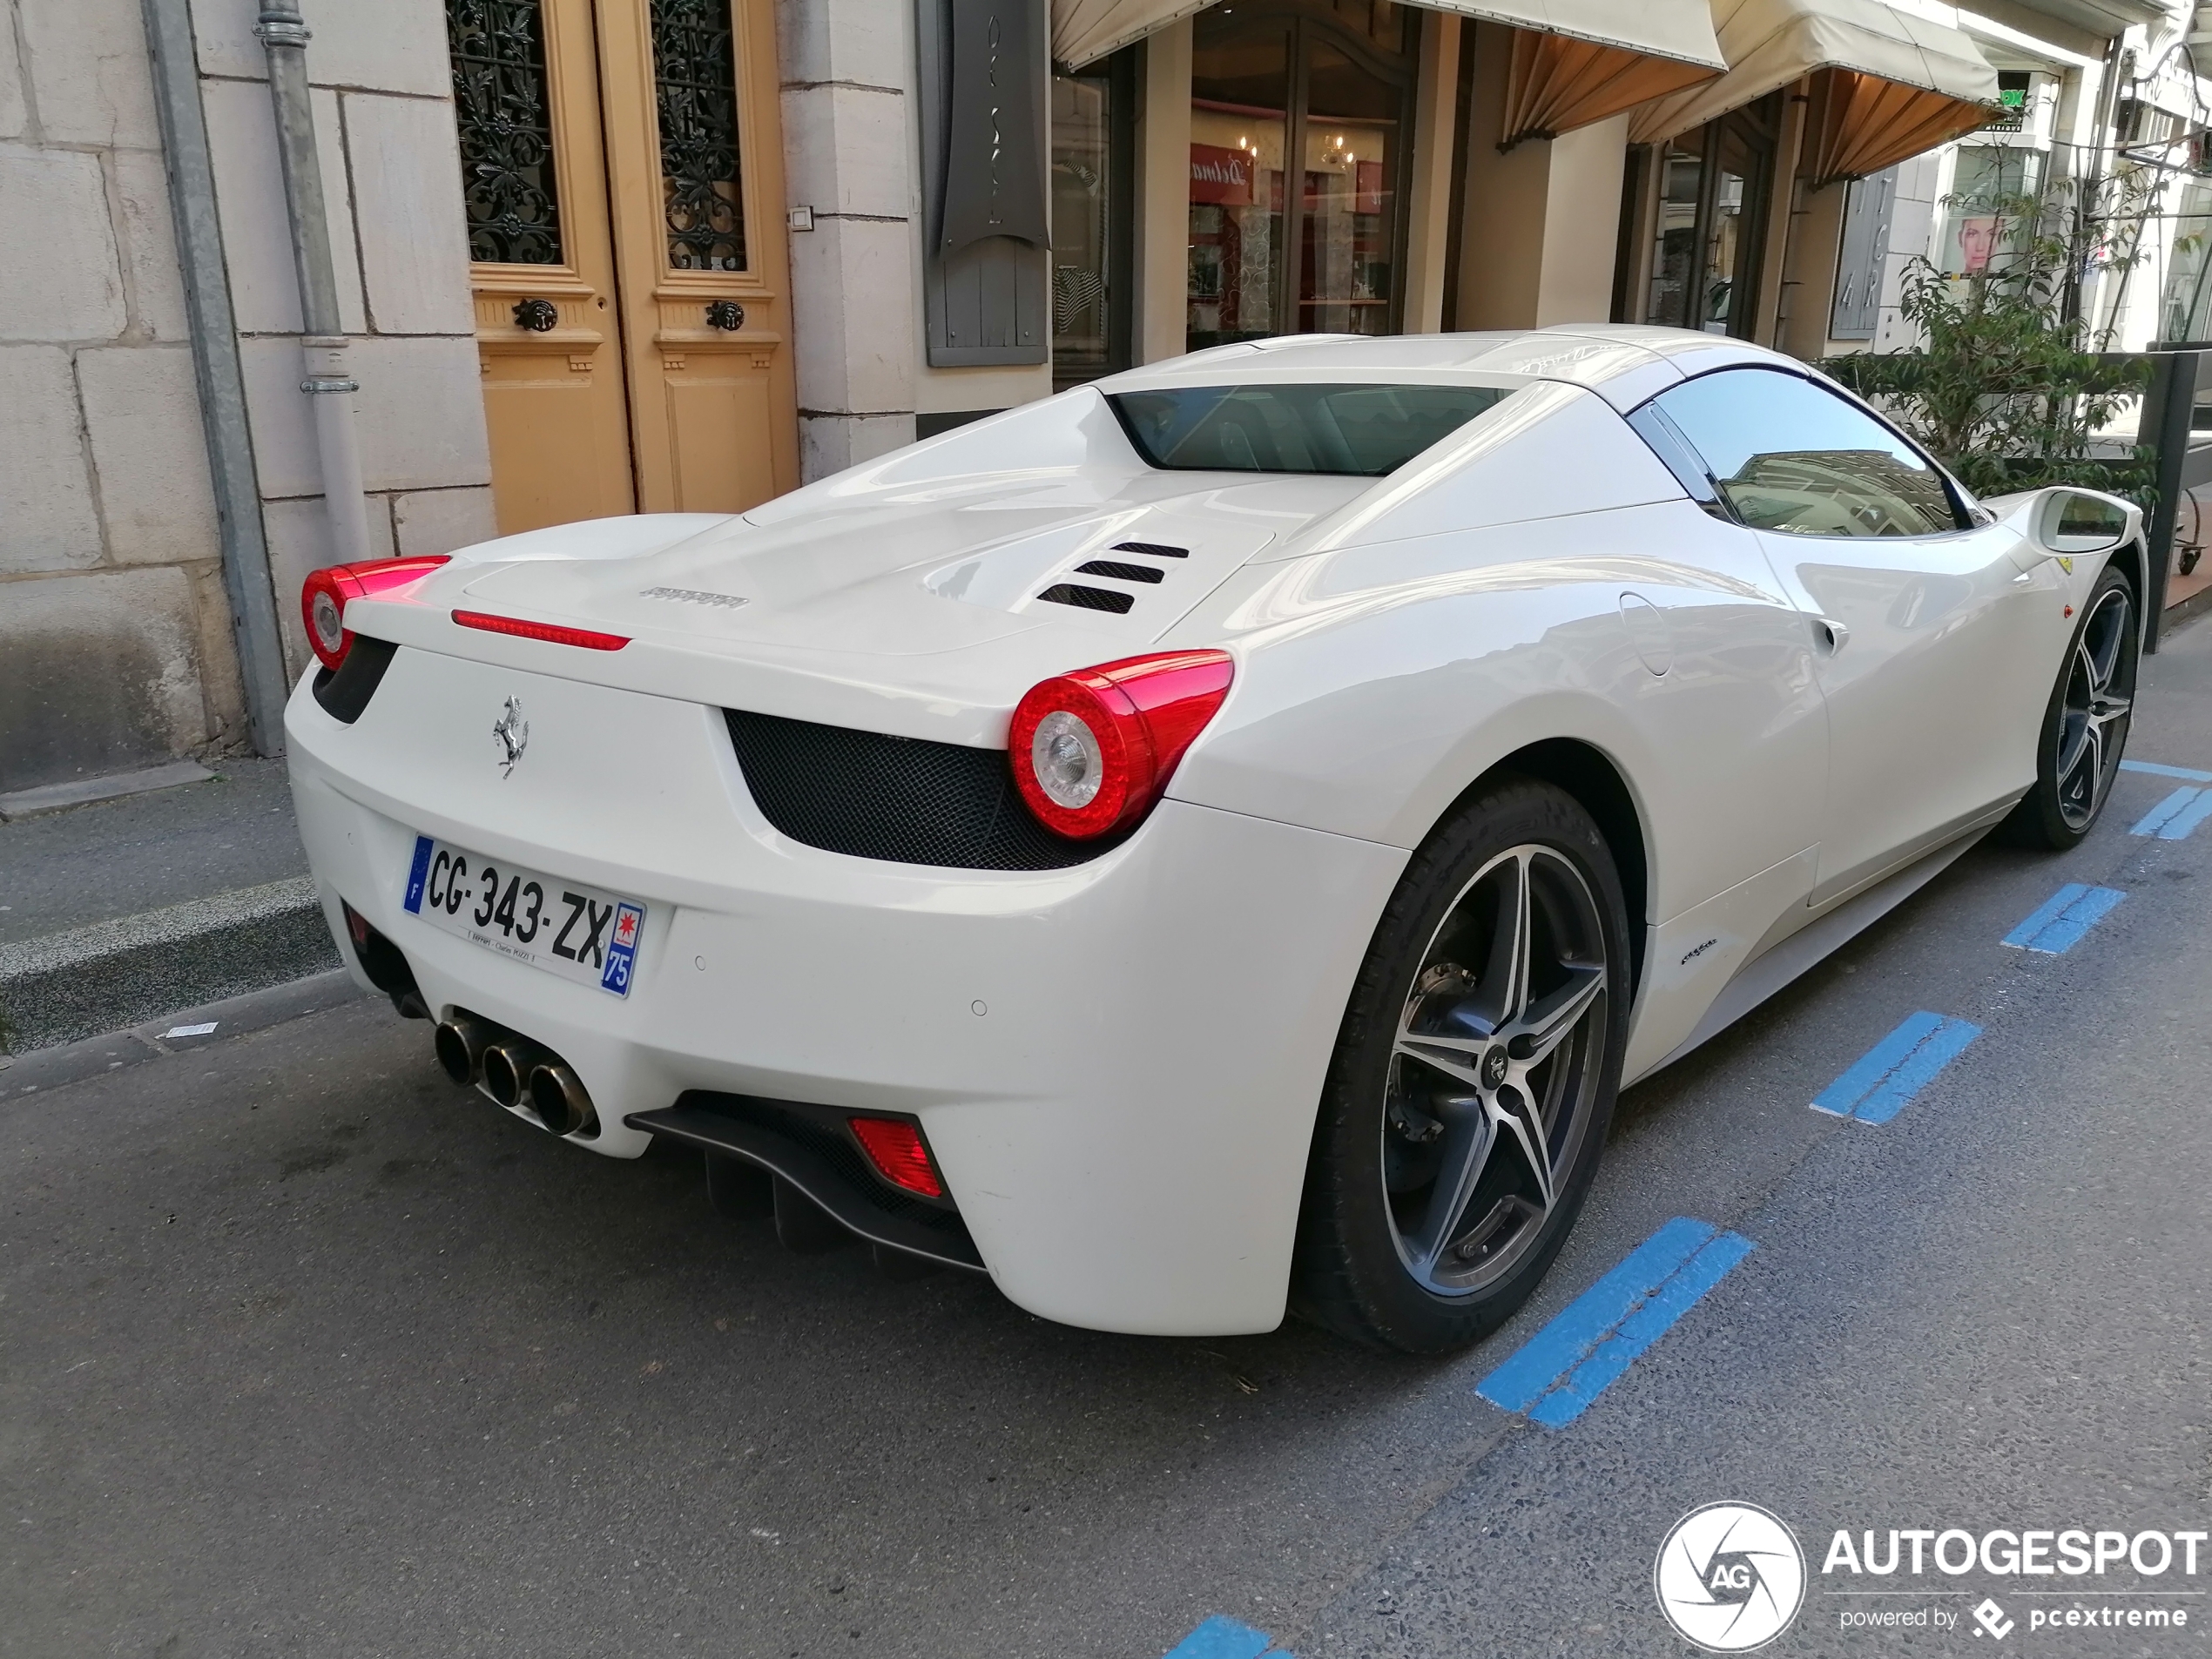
[
  {"x1": 1052, "y1": 0, "x2": 1725, "y2": 73},
  {"x1": 1627, "y1": 0, "x2": 1997, "y2": 180}
]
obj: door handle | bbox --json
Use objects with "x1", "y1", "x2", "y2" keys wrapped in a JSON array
[
  {"x1": 512, "y1": 297, "x2": 558, "y2": 332},
  {"x1": 1813, "y1": 617, "x2": 1849, "y2": 655}
]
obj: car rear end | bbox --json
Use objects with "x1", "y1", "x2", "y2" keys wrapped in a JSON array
[{"x1": 286, "y1": 565, "x2": 1403, "y2": 1336}]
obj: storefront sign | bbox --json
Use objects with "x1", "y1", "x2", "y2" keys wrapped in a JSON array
[{"x1": 1190, "y1": 144, "x2": 1254, "y2": 206}]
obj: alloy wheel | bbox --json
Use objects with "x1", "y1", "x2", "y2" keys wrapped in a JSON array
[
  {"x1": 2056, "y1": 584, "x2": 2134, "y2": 832},
  {"x1": 1382, "y1": 844, "x2": 1610, "y2": 1297}
]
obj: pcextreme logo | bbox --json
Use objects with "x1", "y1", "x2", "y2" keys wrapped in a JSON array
[{"x1": 1656, "y1": 1502, "x2": 1808, "y2": 1651}]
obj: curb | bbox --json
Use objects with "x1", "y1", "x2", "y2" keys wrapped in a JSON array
[
  {"x1": 0, "y1": 878, "x2": 343, "y2": 1055},
  {"x1": 1, "y1": 970, "x2": 367, "y2": 1102}
]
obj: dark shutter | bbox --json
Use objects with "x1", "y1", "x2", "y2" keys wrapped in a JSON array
[
  {"x1": 1829, "y1": 167, "x2": 1897, "y2": 342},
  {"x1": 917, "y1": 0, "x2": 1050, "y2": 365}
]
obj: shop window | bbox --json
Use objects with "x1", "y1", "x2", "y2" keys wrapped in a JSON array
[
  {"x1": 1189, "y1": 2, "x2": 1414, "y2": 351},
  {"x1": 1937, "y1": 145, "x2": 2044, "y2": 276},
  {"x1": 1644, "y1": 97, "x2": 1778, "y2": 337},
  {"x1": 2158, "y1": 176, "x2": 2212, "y2": 344},
  {"x1": 1052, "y1": 53, "x2": 1135, "y2": 390}
]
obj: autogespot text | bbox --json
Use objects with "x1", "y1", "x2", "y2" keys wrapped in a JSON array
[{"x1": 1823, "y1": 1527, "x2": 2207, "y2": 1577}]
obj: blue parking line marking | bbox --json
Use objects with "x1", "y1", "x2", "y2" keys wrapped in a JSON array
[
  {"x1": 2003, "y1": 884, "x2": 2126, "y2": 954},
  {"x1": 2132, "y1": 786, "x2": 2204, "y2": 837},
  {"x1": 1476, "y1": 1217, "x2": 1754, "y2": 1430},
  {"x1": 1162, "y1": 1615, "x2": 1282, "y2": 1659},
  {"x1": 1811, "y1": 1013, "x2": 1981, "y2": 1124},
  {"x1": 2160, "y1": 792, "x2": 2212, "y2": 841},
  {"x1": 2121, "y1": 759, "x2": 2212, "y2": 783}
]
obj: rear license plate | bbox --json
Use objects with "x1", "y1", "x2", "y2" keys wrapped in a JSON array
[{"x1": 401, "y1": 834, "x2": 645, "y2": 997}]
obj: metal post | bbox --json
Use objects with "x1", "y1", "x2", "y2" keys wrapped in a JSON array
[
  {"x1": 2136, "y1": 349, "x2": 2197, "y2": 652},
  {"x1": 139, "y1": 0, "x2": 292, "y2": 756},
  {"x1": 254, "y1": 0, "x2": 375, "y2": 569}
]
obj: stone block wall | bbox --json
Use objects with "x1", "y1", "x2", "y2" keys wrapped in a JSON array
[
  {"x1": 0, "y1": 0, "x2": 235, "y2": 792},
  {"x1": 774, "y1": 0, "x2": 919, "y2": 479},
  {"x1": 190, "y1": 0, "x2": 494, "y2": 675}
]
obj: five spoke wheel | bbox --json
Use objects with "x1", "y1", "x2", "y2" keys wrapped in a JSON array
[
  {"x1": 2055, "y1": 583, "x2": 2134, "y2": 832},
  {"x1": 1383, "y1": 845, "x2": 1609, "y2": 1297}
]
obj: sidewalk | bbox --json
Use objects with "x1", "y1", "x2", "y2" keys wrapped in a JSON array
[{"x1": 0, "y1": 759, "x2": 341, "y2": 1054}]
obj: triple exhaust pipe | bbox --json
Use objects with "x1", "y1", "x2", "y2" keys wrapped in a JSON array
[{"x1": 434, "y1": 1012, "x2": 597, "y2": 1137}]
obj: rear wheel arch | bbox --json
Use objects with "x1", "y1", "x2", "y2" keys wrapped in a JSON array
[
  {"x1": 1425, "y1": 739, "x2": 1651, "y2": 1008},
  {"x1": 2104, "y1": 536, "x2": 2146, "y2": 615}
]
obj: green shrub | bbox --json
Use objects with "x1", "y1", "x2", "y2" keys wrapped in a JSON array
[{"x1": 1816, "y1": 181, "x2": 2155, "y2": 508}]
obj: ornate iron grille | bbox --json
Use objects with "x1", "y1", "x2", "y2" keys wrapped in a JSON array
[
  {"x1": 651, "y1": 0, "x2": 746, "y2": 271},
  {"x1": 448, "y1": 0, "x2": 563, "y2": 264}
]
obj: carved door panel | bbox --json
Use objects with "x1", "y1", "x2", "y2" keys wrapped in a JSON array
[
  {"x1": 449, "y1": 0, "x2": 798, "y2": 534},
  {"x1": 596, "y1": 0, "x2": 799, "y2": 515},
  {"x1": 452, "y1": 0, "x2": 636, "y2": 534}
]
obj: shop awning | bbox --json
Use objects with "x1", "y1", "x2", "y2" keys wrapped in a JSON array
[
  {"x1": 1052, "y1": 0, "x2": 1726, "y2": 74},
  {"x1": 1498, "y1": 30, "x2": 1721, "y2": 145},
  {"x1": 1626, "y1": 0, "x2": 1998, "y2": 181}
]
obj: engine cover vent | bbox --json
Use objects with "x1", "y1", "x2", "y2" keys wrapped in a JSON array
[
  {"x1": 1035, "y1": 583, "x2": 1134, "y2": 613},
  {"x1": 1073, "y1": 560, "x2": 1164, "y2": 583}
]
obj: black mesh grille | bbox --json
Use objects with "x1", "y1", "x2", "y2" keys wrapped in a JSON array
[
  {"x1": 724, "y1": 708, "x2": 1116, "y2": 870},
  {"x1": 1036, "y1": 583, "x2": 1134, "y2": 613},
  {"x1": 1074, "y1": 560, "x2": 1163, "y2": 583},
  {"x1": 1112, "y1": 541, "x2": 1189, "y2": 557},
  {"x1": 312, "y1": 635, "x2": 397, "y2": 724}
]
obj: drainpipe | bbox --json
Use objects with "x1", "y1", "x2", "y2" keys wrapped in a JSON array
[
  {"x1": 254, "y1": 1, "x2": 374, "y2": 569},
  {"x1": 139, "y1": 0, "x2": 292, "y2": 755}
]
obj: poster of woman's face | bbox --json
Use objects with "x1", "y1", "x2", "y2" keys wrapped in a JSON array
[{"x1": 1960, "y1": 216, "x2": 2000, "y2": 273}]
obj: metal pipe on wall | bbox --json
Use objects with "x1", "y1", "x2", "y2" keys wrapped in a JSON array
[
  {"x1": 139, "y1": 0, "x2": 293, "y2": 755},
  {"x1": 254, "y1": 0, "x2": 375, "y2": 570}
]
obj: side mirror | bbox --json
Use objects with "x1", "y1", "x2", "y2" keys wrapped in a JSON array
[{"x1": 2034, "y1": 489, "x2": 2130, "y2": 555}]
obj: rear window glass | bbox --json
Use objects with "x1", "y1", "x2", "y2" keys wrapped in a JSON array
[{"x1": 1109, "y1": 383, "x2": 1510, "y2": 475}]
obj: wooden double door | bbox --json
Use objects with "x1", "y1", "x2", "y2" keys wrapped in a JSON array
[{"x1": 449, "y1": 0, "x2": 799, "y2": 534}]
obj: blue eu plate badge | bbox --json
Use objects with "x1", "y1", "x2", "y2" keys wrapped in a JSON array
[{"x1": 601, "y1": 901, "x2": 644, "y2": 995}]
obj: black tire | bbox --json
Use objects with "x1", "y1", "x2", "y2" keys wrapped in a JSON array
[
  {"x1": 1999, "y1": 562, "x2": 2139, "y2": 851},
  {"x1": 1293, "y1": 777, "x2": 1632, "y2": 1354}
]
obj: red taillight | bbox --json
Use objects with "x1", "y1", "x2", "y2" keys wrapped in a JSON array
[
  {"x1": 300, "y1": 556, "x2": 450, "y2": 671},
  {"x1": 1008, "y1": 649, "x2": 1235, "y2": 840},
  {"x1": 452, "y1": 610, "x2": 631, "y2": 651},
  {"x1": 847, "y1": 1116, "x2": 943, "y2": 1197}
]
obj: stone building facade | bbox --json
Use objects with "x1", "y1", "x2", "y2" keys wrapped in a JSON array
[
  {"x1": 4, "y1": 0, "x2": 2188, "y2": 799},
  {"x1": 1, "y1": 0, "x2": 495, "y2": 798}
]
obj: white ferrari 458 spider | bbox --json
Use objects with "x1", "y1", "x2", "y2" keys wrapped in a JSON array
[{"x1": 289, "y1": 325, "x2": 2142, "y2": 1351}]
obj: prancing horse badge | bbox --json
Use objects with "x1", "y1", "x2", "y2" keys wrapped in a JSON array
[{"x1": 492, "y1": 696, "x2": 529, "y2": 779}]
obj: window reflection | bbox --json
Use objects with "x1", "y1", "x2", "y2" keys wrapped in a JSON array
[
  {"x1": 1301, "y1": 43, "x2": 1396, "y2": 335},
  {"x1": 1190, "y1": 19, "x2": 1290, "y2": 346},
  {"x1": 1052, "y1": 74, "x2": 1114, "y2": 388},
  {"x1": 1655, "y1": 369, "x2": 1962, "y2": 537},
  {"x1": 1188, "y1": 4, "x2": 1410, "y2": 352},
  {"x1": 1645, "y1": 99, "x2": 1777, "y2": 336}
]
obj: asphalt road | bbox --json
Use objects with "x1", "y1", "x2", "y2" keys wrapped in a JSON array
[{"x1": 4, "y1": 617, "x2": 2209, "y2": 1659}]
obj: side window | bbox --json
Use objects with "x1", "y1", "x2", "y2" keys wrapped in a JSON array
[{"x1": 1649, "y1": 368, "x2": 1965, "y2": 537}]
